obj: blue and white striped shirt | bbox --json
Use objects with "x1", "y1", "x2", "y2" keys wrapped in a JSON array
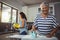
[{"x1": 33, "y1": 14, "x2": 58, "y2": 35}]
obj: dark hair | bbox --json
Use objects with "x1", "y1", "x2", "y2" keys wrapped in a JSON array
[{"x1": 19, "y1": 12, "x2": 27, "y2": 20}]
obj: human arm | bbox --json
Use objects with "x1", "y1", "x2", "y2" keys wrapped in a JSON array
[{"x1": 46, "y1": 16, "x2": 59, "y2": 38}]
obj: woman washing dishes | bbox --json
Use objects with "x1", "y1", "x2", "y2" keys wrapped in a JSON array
[
  {"x1": 19, "y1": 12, "x2": 27, "y2": 35},
  {"x1": 14, "y1": 12, "x2": 27, "y2": 35}
]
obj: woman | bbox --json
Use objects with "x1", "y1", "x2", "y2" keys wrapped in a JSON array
[{"x1": 18, "y1": 12, "x2": 27, "y2": 35}]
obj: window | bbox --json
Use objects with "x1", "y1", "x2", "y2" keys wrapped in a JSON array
[
  {"x1": 0, "y1": 2, "x2": 18, "y2": 33},
  {"x1": 1, "y1": 4, "x2": 18, "y2": 23},
  {"x1": 0, "y1": 3, "x2": 1, "y2": 22},
  {"x1": 12, "y1": 9, "x2": 17, "y2": 23},
  {"x1": 1, "y1": 4, "x2": 11, "y2": 23},
  {"x1": 38, "y1": 8, "x2": 41, "y2": 13}
]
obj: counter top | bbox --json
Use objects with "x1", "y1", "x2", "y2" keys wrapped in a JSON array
[{"x1": 6, "y1": 34, "x2": 58, "y2": 40}]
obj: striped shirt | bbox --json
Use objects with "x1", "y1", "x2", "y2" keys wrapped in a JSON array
[{"x1": 33, "y1": 14, "x2": 58, "y2": 35}]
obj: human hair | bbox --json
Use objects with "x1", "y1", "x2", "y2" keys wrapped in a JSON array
[
  {"x1": 19, "y1": 12, "x2": 27, "y2": 20},
  {"x1": 40, "y1": 1, "x2": 49, "y2": 8}
]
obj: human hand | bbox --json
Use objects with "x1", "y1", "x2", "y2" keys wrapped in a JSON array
[{"x1": 46, "y1": 33, "x2": 53, "y2": 38}]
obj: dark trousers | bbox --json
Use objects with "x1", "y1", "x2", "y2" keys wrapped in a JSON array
[{"x1": 20, "y1": 31, "x2": 27, "y2": 35}]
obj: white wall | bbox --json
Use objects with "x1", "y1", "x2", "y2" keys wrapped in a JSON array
[
  {"x1": 22, "y1": 5, "x2": 40, "y2": 22},
  {"x1": 27, "y1": 5, "x2": 40, "y2": 22},
  {"x1": 22, "y1": 6, "x2": 28, "y2": 19}
]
